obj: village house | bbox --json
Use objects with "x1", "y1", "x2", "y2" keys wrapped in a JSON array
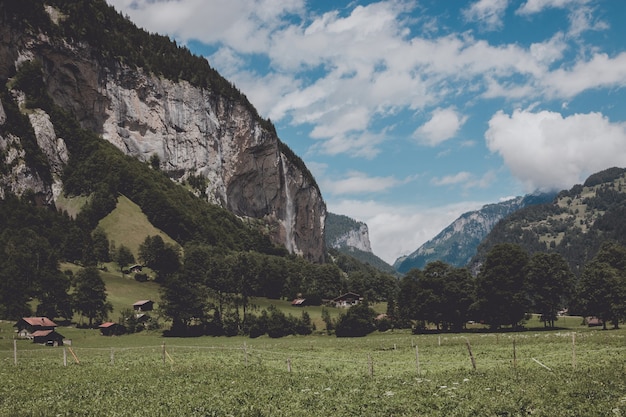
[
  {"x1": 331, "y1": 292, "x2": 363, "y2": 308},
  {"x1": 31, "y1": 329, "x2": 65, "y2": 346},
  {"x1": 132, "y1": 300, "x2": 154, "y2": 313},
  {"x1": 291, "y1": 298, "x2": 307, "y2": 307},
  {"x1": 98, "y1": 322, "x2": 125, "y2": 336},
  {"x1": 14, "y1": 317, "x2": 58, "y2": 339}
]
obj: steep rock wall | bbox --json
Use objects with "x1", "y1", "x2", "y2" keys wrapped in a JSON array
[{"x1": 0, "y1": 27, "x2": 326, "y2": 262}]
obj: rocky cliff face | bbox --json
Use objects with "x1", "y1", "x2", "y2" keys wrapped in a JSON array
[
  {"x1": 0, "y1": 11, "x2": 326, "y2": 262},
  {"x1": 329, "y1": 223, "x2": 372, "y2": 253},
  {"x1": 325, "y1": 212, "x2": 372, "y2": 253}
]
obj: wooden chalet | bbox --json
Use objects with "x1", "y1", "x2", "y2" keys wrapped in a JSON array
[
  {"x1": 14, "y1": 317, "x2": 58, "y2": 339},
  {"x1": 98, "y1": 322, "x2": 125, "y2": 336},
  {"x1": 133, "y1": 300, "x2": 154, "y2": 312},
  {"x1": 291, "y1": 298, "x2": 307, "y2": 307},
  {"x1": 31, "y1": 329, "x2": 65, "y2": 346},
  {"x1": 331, "y1": 292, "x2": 362, "y2": 308}
]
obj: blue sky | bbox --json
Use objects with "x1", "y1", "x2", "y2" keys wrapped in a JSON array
[{"x1": 107, "y1": 0, "x2": 626, "y2": 264}]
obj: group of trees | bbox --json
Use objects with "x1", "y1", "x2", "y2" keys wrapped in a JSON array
[
  {"x1": 396, "y1": 242, "x2": 626, "y2": 331},
  {"x1": 0, "y1": 194, "x2": 109, "y2": 323}
]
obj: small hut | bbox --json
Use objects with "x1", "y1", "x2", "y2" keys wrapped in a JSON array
[
  {"x1": 31, "y1": 329, "x2": 64, "y2": 346},
  {"x1": 98, "y1": 322, "x2": 125, "y2": 336},
  {"x1": 133, "y1": 300, "x2": 154, "y2": 312}
]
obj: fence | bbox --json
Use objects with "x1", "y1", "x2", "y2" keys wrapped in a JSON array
[{"x1": 3, "y1": 330, "x2": 625, "y2": 378}]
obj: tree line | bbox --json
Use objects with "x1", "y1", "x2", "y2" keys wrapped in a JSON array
[{"x1": 394, "y1": 242, "x2": 626, "y2": 332}]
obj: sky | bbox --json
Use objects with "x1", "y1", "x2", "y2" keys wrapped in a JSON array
[{"x1": 106, "y1": 0, "x2": 626, "y2": 265}]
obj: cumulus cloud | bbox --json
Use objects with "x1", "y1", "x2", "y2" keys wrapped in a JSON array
[
  {"x1": 320, "y1": 171, "x2": 415, "y2": 196},
  {"x1": 414, "y1": 107, "x2": 468, "y2": 146},
  {"x1": 463, "y1": 0, "x2": 509, "y2": 31},
  {"x1": 516, "y1": 0, "x2": 591, "y2": 15},
  {"x1": 485, "y1": 109, "x2": 626, "y2": 192}
]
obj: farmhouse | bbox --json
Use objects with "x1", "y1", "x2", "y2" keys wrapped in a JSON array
[
  {"x1": 291, "y1": 298, "x2": 307, "y2": 307},
  {"x1": 31, "y1": 329, "x2": 65, "y2": 346},
  {"x1": 133, "y1": 300, "x2": 154, "y2": 312},
  {"x1": 14, "y1": 317, "x2": 58, "y2": 339},
  {"x1": 331, "y1": 292, "x2": 362, "y2": 308},
  {"x1": 98, "y1": 322, "x2": 124, "y2": 336}
]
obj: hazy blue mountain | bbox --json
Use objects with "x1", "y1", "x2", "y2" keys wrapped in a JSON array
[{"x1": 394, "y1": 193, "x2": 556, "y2": 273}]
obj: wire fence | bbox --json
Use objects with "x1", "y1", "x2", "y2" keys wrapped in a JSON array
[{"x1": 3, "y1": 331, "x2": 625, "y2": 378}]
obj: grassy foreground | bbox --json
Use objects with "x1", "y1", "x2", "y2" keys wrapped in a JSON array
[{"x1": 1, "y1": 320, "x2": 624, "y2": 417}]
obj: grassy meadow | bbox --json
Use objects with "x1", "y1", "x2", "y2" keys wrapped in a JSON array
[{"x1": 0, "y1": 317, "x2": 624, "y2": 416}]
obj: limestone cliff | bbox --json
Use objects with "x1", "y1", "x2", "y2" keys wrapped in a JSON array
[{"x1": 0, "y1": 3, "x2": 326, "y2": 261}]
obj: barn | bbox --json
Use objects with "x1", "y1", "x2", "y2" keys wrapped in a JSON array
[
  {"x1": 133, "y1": 300, "x2": 154, "y2": 312},
  {"x1": 31, "y1": 329, "x2": 65, "y2": 346},
  {"x1": 14, "y1": 317, "x2": 58, "y2": 339},
  {"x1": 98, "y1": 322, "x2": 125, "y2": 336}
]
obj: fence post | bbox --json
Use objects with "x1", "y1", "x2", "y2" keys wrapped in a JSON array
[
  {"x1": 63, "y1": 347, "x2": 67, "y2": 367},
  {"x1": 162, "y1": 343, "x2": 166, "y2": 365},
  {"x1": 287, "y1": 357, "x2": 292, "y2": 373},
  {"x1": 415, "y1": 344, "x2": 421, "y2": 377},
  {"x1": 243, "y1": 342, "x2": 248, "y2": 366},
  {"x1": 572, "y1": 333, "x2": 576, "y2": 370},
  {"x1": 13, "y1": 340, "x2": 17, "y2": 366},
  {"x1": 465, "y1": 338, "x2": 477, "y2": 370},
  {"x1": 513, "y1": 338, "x2": 517, "y2": 369}
]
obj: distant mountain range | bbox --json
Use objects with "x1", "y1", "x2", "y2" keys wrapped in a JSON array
[{"x1": 393, "y1": 193, "x2": 556, "y2": 273}]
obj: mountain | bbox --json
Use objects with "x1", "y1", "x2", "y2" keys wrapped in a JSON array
[
  {"x1": 469, "y1": 167, "x2": 626, "y2": 275},
  {"x1": 325, "y1": 213, "x2": 396, "y2": 274},
  {"x1": 0, "y1": 0, "x2": 325, "y2": 262},
  {"x1": 394, "y1": 192, "x2": 556, "y2": 273}
]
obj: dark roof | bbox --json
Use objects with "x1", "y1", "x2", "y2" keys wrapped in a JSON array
[{"x1": 332, "y1": 292, "x2": 361, "y2": 302}]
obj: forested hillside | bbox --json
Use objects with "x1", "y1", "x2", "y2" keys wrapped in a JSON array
[{"x1": 470, "y1": 167, "x2": 626, "y2": 275}]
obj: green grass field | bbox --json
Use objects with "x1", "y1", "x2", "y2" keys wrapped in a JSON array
[{"x1": 0, "y1": 318, "x2": 624, "y2": 416}]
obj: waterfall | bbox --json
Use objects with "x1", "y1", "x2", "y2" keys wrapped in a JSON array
[{"x1": 281, "y1": 156, "x2": 295, "y2": 254}]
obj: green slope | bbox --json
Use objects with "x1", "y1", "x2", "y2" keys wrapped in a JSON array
[{"x1": 97, "y1": 194, "x2": 179, "y2": 258}]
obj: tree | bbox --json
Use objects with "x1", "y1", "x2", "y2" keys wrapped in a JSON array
[
  {"x1": 440, "y1": 266, "x2": 474, "y2": 332},
  {"x1": 138, "y1": 235, "x2": 180, "y2": 280},
  {"x1": 578, "y1": 242, "x2": 626, "y2": 329},
  {"x1": 335, "y1": 301, "x2": 377, "y2": 337},
  {"x1": 73, "y1": 267, "x2": 113, "y2": 327},
  {"x1": 159, "y1": 273, "x2": 207, "y2": 335},
  {"x1": 397, "y1": 270, "x2": 421, "y2": 325},
  {"x1": 114, "y1": 244, "x2": 135, "y2": 273},
  {"x1": 92, "y1": 227, "x2": 110, "y2": 267},
  {"x1": 526, "y1": 252, "x2": 573, "y2": 328},
  {"x1": 474, "y1": 243, "x2": 530, "y2": 329}
]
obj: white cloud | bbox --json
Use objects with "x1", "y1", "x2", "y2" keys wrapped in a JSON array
[
  {"x1": 543, "y1": 52, "x2": 626, "y2": 98},
  {"x1": 107, "y1": 0, "x2": 305, "y2": 53},
  {"x1": 430, "y1": 170, "x2": 496, "y2": 189},
  {"x1": 329, "y1": 199, "x2": 485, "y2": 264},
  {"x1": 414, "y1": 107, "x2": 468, "y2": 146},
  {"x1": 463, "y1": 0, "x2": 509, "y2": 31},
  {"x1": 431, "y1": 171, "x2": 473, "y2": 186},
  {"x1": 320, "y1": 171, "x2": 415, "y2": 196},
  {"x1": 486, "y1": 109, "x2": 626, "y2": 192},
  {"x1": 516, "y1": 0, "x2": 591, "y2": 15}
]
